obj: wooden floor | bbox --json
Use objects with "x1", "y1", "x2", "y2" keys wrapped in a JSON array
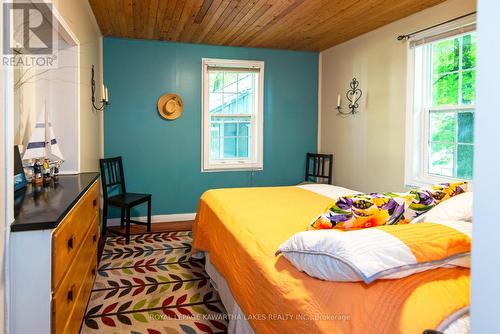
[{"x1": 107, "y1": 220, "x2": 194, "y2": 235}]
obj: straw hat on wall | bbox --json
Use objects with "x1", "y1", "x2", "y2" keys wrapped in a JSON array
[{"x1": 157, "y1": 93, "x2": 183, "y2": 120}]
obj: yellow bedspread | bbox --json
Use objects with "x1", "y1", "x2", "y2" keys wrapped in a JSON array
[{"x1": 192, "y1": 186, "x2": 470, "y2": 334}]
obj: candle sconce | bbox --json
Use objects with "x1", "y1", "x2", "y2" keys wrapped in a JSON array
[
  {"x1": 91, "y1": 64, "x2": 109, "y2": 111},
  {"x1": 336, "y1": 78, "x2": 362, "y2": 116}
]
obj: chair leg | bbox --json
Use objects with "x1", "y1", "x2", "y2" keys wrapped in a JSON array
[
  {"x1": 147, "y1": 198, "x2": 152, "y2": 232},
  {"x1": 125, "y1": 207, "x2": 131, "y2": 244},
  {"x1": 120, "y1": 208, "x2": 125, "y2": 228},
  {"x1": 102, "y1": 204, "x2": 108, "y2": 236}
]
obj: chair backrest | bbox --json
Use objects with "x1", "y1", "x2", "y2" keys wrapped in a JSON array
[
  {"x1": 99, "y1": 156, "x2": 126, "y2": 199},
  {"x1": 305, "y1": 153, "x2": 333, "y2": 184}
]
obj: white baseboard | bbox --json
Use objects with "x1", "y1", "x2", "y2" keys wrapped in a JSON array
[{"x1": 106, "y1": 213, "x2": 196, "y2": 226}]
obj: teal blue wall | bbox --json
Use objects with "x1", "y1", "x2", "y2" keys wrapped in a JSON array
[{"x1": 103, "y1": 37, "x2": 318, "y2": 216}]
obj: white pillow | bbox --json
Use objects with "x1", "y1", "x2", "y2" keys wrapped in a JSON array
[
  {"x1": 411, "y1": 192, "x2": 473, "y2": 224},
  {"x1": 276, "y1": 221, "x2": 471, "y2": 284}
]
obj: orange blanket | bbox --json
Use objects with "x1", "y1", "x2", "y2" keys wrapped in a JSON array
[{"x1": 192, "y1": 186, "x2": 470, "y2": 334}]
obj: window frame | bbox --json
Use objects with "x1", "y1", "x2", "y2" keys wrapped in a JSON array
[
  {"x1": 201, "y1": 58, "x2": 264, "y2": 172},
  {"x1": 405, "y1": 22, "x2": 476, "y2": 187}
]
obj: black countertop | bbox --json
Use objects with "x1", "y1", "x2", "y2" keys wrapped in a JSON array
[{"x1": 12, "y1": 172, "x2": 100, "y2": 232}]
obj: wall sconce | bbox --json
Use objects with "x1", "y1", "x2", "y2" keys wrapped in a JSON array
[
  {"x1": 336, "y1": 78, "x2": 362, "y2": 116},
  {"x1": 91, "y1": 64, "x2": 109, "y2": 111}
]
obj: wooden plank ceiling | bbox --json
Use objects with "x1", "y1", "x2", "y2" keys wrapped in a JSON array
[{"x1": 89, "y1": 0, "x2": 446, "y2": 51}]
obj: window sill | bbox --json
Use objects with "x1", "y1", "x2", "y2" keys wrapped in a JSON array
[
  {"x1": 202, "y1": 163, "x2": 263, "y2": 173},
  {"x1": 405, "y1": 174, "x2": 472, "y2": 189}
]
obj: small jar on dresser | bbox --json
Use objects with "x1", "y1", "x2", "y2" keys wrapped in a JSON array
[{"x1": 10, "y1": 173, "x2": 100, "y2": 334}]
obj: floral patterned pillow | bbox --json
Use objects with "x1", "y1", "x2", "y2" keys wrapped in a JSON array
[
  {"x1": 404, "y1": 182, "x2": 468, "y2": 221},
  {"x1": 309, "y1": 193, "x2": 414, "y2": 230}
]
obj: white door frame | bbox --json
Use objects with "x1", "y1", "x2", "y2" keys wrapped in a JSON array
[{"x1": 1, "y1": 0, "x2": 15, "y2": 331}]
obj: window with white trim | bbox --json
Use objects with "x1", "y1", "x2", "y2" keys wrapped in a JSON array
[
  {"x1": 202, "y1": 58, "x2": 264, "y2": 171},
  {"x1": 406, "y1": 18, "x2": 476, "y2": 186}
]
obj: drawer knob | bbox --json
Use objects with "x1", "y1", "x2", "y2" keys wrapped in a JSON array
[
  {"x1": 91, "y1": 268, "x2": 96, "y2": 276},
  {"x1": 93, "y1": 199, "x2": 97, "y2": 208},
  {"x1": 93, "y1": 234, "x2": 97, "y2": 243},
  {"x1": 67, "y1": 287, "x2": 74, "y2": 302},
  {"x1": 67, "y1": 236, "x2": 74, "y2": 250}
]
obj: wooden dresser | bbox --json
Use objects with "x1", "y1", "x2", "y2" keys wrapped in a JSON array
[{"x1": 11, "y1": 173, "x2": 100, "y2": 334}]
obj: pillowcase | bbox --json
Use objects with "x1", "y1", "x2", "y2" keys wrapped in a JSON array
[
  {"x1": 309, "y1": 182, "x2": 468, "y2": 231},
  {"x1": 309, "y1": 193, "x2": 413, "y2": 230},
  {"x1": 411, "y1": 192, "x2": 473, "y2": 224},
  {"x1": 277, "y1": 221, "x2": 471, "y2": 284},
  {"x1": 404, "y1": 182, "x2": 468, "y2": 221}
]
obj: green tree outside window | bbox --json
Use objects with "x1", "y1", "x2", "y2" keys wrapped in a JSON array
[{"x1": 428, "y1": 33, "x2": 475, "y2": 180}]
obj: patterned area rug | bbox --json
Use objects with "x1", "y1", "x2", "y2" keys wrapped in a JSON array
[{"x1": 80, "y1": 231, "x2": 229, "y2": 334}]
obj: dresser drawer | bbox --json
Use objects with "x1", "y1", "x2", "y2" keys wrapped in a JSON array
[
  {"x1": 57, "y1": 248, "x2": 97, "y2": 334},
  {"x1": 52, "y1": 215, "x2": 98, "y2": 334},
  {"x1": 52, "y1": 181, "x2": 99, "y2": 288}
]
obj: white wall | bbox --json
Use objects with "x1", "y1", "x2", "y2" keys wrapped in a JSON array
[
  {"x1": 12, "y1": 0, "x2": 103, "y2": 173},
  {"x1": 14, "y1": 44, "x2": 80, "y2": 173},
  {"x1": 1, "y1": 27, "x2": 8, "y2": 334},
  {"x1": 53, "y1": 0, "x2": 104, "y2": 172},
  {"x1": 471, "y1": 0, "x2": 500, "y2": 332},
  {"x1": 49, "y1": 46, "x2": 79, "y2": 172},
  {"x1": 1, "y1": 2, "x2": 14, "y2": 330},
  {"x1": 319, "y1": 0, "x2": 476, "y2": 193}
]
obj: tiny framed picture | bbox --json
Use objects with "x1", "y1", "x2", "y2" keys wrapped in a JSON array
[{"x1": 14, "y1": 145, "x2": 27, "y2": 192}]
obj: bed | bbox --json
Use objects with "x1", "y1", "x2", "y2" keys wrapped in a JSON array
[{"x1": 192, "y1": 184, "x2": 470, "y2": 334}]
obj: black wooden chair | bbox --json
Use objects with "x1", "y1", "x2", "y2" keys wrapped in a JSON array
[
  {"x1": 305, "y1": 153, "x2": 334, "y2": 184},
  {"x1": 99, "y1": 156, "x2": 151, "y2": 244}
]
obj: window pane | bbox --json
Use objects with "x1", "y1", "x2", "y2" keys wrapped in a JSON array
[
  {"x1": 223, "y1": 72, "x2": 238, "y2": 93},
  {"x1": 209, "y1": 72, "x2": 223, "y2": 93},
  {"x1": 429, "y1": 142, "x2": 454, "y2": 177},
  {"x1": 462, "y1": 70, "x2": 476, "y2": 104},
  {"x1": 430, "y1": 111, "x2": 456, "y2": 143},
  {"x1": 239, "y1": 122, "x2": 249, "y2": 136},
  {"x1": 210, "y1": 123, "x2": 221, "y2": 159},
  {"x1": 211, "y1": 122, "x2": 221, "y2": 132},
  {"x1": 432, "y1": 38, "x2": 459, "y2": 74},
  {"x1": 209, "y1": 71, "x2": 256, "y2": 115},
  {"x1": 211, "y1": 136, "x2": 221, "y2": 159},
  {"x1": 209, "y1": 92, "x2": 223, "y2": 113},
  {"x1": 238, "y1": 73, "x2": 253, "y2": 92},
  {"x1": 223, "y1": 137, "x2": 237, "y2": 158},
  {"x1": 457, "y1": 144, "x2": 473, "y2": 179},
  {"x1": 237, "y1": 137, "x2": 249, "y2": 158},
  {"x1": 457, "y1": 112, "x2": 474, "y2": 143},
  {"x1": 432, "y1": 73, "x2": 459, "y2": 106},
  {"x1": 236, "y1": 92, "x2": 253, "y2": 114},
  {"x1": 211, "y1": 116, "x2": 251, "y2": 125},
  {"x1": 222, "y1": 93, "x2": 238, "y2": 114},
  {"x1": 210, "y1": 116, "x2": 252, "y2": 161},
  {"x1": 462, "y1": 34, "x2": 476, "y2": 70},
  {"x1": 223, "y1": 92, "x2": 237, "y2": 104},
  {"x1": 237, "y1": 73, "x2": 254, "y2": 114},
  {"x1": 224, "y1": 122, "x2": 237, "y2": 136}
]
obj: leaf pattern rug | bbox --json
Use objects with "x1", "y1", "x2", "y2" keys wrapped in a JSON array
[{"x1": 80, "y1": 231, "x2": 228, "y2": 334}]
